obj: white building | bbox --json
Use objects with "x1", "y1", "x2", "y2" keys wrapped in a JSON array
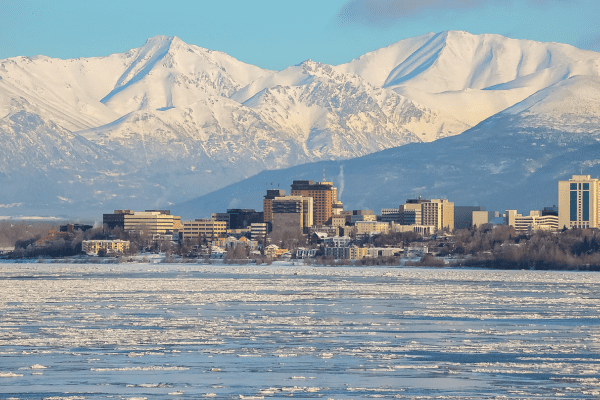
[
  {"x1": 323, "y1": 236, "x2": 352, "y2": 247},
  {"x1": 82, "y1": 240, "x2": 130, "y2": 255},
  {"x1": 506, "y1": 210, "x2": 559, "y2": 233}
]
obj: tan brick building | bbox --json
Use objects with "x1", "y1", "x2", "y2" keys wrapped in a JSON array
[{"x1": 183, "y1": 219, "x2": 227, "y2": 239}]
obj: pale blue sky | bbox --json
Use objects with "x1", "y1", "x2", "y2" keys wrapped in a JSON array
[{"x1": 1, "y1": 0, "x2": 599, "y2": 70}]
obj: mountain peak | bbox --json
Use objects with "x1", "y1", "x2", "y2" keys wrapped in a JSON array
[{"x1": 144, "y1": 35, "x2": 185, "y2": 46}]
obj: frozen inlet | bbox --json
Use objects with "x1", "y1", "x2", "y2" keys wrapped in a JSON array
[{"x1": 0, "y1": 263, "x2": 599, "y2": 398}]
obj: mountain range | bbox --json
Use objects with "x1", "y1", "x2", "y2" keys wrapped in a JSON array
[{"x1": 1, "y1": 31, "x2": 599, "y2": 219}]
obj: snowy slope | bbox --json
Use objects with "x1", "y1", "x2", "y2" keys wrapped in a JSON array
[
  {"x1": 1, "y1": 32, "x2": 600, "y2": 217},
  {"x1": 0, "y1": 35, "x2": 272, "y2": 131},
  {"x1": 174, "y1": 75, "x2": 600, "y2": 219},
  {"x1": 335, "y1": 31, "x2": 600, "y2": 126}
]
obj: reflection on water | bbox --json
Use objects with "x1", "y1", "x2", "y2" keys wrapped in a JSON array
[{"x1": 0, "y1": 263, "x2": 599, "y2": 399}]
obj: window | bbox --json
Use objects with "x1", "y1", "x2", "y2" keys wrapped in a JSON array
[{"x1": 570, "y1": 190, "x2": 578, "y2": 221}]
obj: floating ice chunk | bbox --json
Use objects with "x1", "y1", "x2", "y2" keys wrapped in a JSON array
[
  {"x1": 30, "y1": 364, "x2": 47, "y2": 369},
  {"x1": 91, "y1": 366, "x2": 188, "y2": 371},
  {"x1": 0, "y1": 372, "x2": 23, "y2": 377}
]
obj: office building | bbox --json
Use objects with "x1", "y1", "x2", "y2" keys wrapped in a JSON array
[
  {"x1": 250, "y1": 223, "x2": 268, "y2": 240},
  {"x1": 398, "y1": 198, "x2": 454, "y2": 231},
  {"x1": 226, "y1": 209, "x2": 264, "y2": 230},
  {"x1": 124, "y1": 211, "x2": 177, "y2": 236},
  {"x1": 399, "y1": 198, "x2": 428, "y2": 225},
  {"x1": 381, "y1": 208, "x2": 401, "y2": 223},
  {"x1": 271, "y1": 196, "x2": 313, "y2": 237},
  {"x1": 421, "y1": 199, "x2": 454, "y2": 231},
  {"x1": 558, "y1": 175, "x2": 600, "y2": 229},
  {"x1": 454, "y1": 206, "x2": 486, "y2": 229},
  {"x1": 290, "y1": 180, "x2": 337, "y2": 226},
  {"x1": 506, "y1": 210, "x2": 559, "y2": 233},
  {"x1": 263, "y1": 189, "x2": 286, "y2": 223},
  {"x1": 355, "y1": 221, "x2": 390, "y2": 235},
  {"x1": 183, "y1": 219, "x2": 227, "y2": 239},
  {"x1": 472, "y1": 211, "x2": 490, "y2": 227},
  {"x1": 103, "y1": 210, "x2": 133, "y2": 229}
]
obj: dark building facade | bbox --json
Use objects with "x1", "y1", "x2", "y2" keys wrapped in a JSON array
[
  {"x1": 103, "y1": 210, "x2": 133, "y2": 230},
  {"x1": 226, "y1": 209, "x2": 264, "y2": 230},
  {"x1": 60, "y1": 224, "x2": 93, "y2": 233}
]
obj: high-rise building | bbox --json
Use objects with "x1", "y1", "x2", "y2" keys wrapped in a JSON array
[
  {"x1": 290, "y1": 180, "x2": 337, "y2": 226},
  {"x1": 398, "y1": 198, "x2": 454, "y2": 231},
  {"x1": 263, "y1": 189, "x2": 286, "y2": 223},
  {"x1": 399, "y1": 198, "x2": 428, "y2": 225},
  {"x1": 422, "y1": 199, "x2": 454, "y2": 231},
  {"x1": 271, "y1": 196, "x2": 313, "y2": 238},
  {"x1": 454, "y1": 206, "x2": 486, "y2": 229},
  {"x1": 558, "y1": 175, "x2": 600, "y2": 229}
]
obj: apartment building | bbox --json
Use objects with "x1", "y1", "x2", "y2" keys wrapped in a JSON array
[{"x1": 82, "y1": 240, "x2": 130, "y2": 255}]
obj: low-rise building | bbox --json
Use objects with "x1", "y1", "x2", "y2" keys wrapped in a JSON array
[
  {"x1": 323, "y1": 236, "x2": 352, "y2": 247},
  {"x1": 251, "y1": 223, "x2": 268, "y2": 240},
  {"x1": 183, "y1": 219, "x2": 227, "y2": 239},
  {"x1": 355, "y1": 221, "x2": 390, "y2": 235},
  {"x1": 124, "y1": 211, "x2": 177, "y2": 236},
  {"x1": 296, "y1": 247, "x2": 317, "y2": 259},
  {"x1": 82, "y1": 240, "x2": 130, "y2": 255},
  {"x1": 506, "y1": 210, "x2": 559, "y2": 233},
  {"x1": 264, "y1": 244, "x2": 288, "y2": 258},
  {"x1": 366, "y1": 247, "x2": 403, "y2": 258}
]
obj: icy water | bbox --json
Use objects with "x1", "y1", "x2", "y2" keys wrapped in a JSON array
[{"x1": 1, "y1": 263, "x2": 600, "y2": 399}]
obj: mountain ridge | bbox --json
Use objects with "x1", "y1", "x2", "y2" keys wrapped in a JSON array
[{"x1": 1, "y1": 31, "x2": 600, "y2": 217}]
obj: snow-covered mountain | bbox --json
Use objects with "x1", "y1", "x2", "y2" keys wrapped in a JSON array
[
  {"x1": 1, "y1": 31, "x2": 600, "y2": 217},
  {"x1": 175, "y1": 73, "x2": 600, "y2": 219}
]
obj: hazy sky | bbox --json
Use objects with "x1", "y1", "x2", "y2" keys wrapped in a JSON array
[{"x1": 1, "y1": 0, "x2": 599, "y2": 70}]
